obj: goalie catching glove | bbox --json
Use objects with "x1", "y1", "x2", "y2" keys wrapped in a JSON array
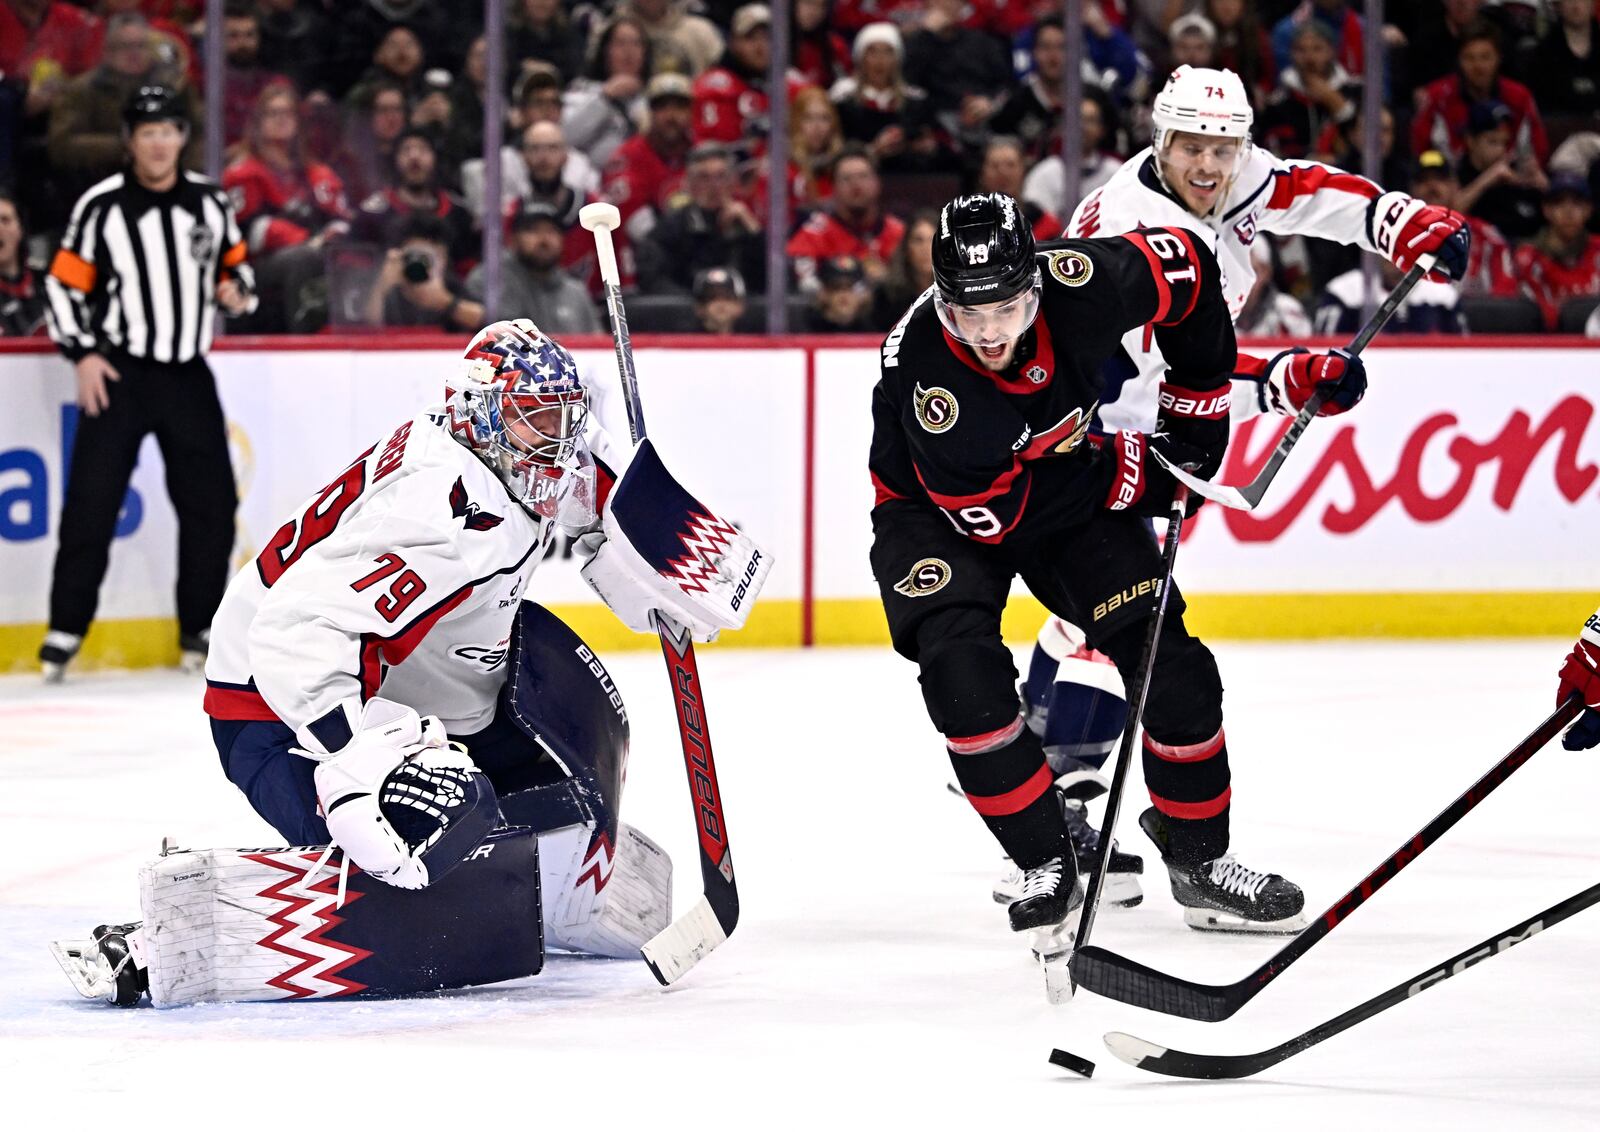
[
  {"x1": 580, "y1": 438, "x2": 772, "y2": 641},
  {"x1": 303, "y1": 698, "x2": 501, "y2": 889}
]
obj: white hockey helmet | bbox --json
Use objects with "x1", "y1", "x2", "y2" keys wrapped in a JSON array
[{"x1": 1151, "y1": 66, "x2": 1253, "y2": 198}]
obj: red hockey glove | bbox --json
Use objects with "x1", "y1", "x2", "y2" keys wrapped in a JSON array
[
  {"x1": 1556, "y1": 612, "x2": 1600, "y2": 751},
  {"x1": 1264, "y1": 347, "x2": 1367, "y2": 416},
  {"x1": 1370, "y1": 192, "x2": 1471, "y2": 281},
  {"x1": 1095, "y1": 429, "x2": 1206, "y2": 518}
]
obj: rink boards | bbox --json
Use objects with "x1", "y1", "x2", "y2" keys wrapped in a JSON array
[{"x1": 0, "y1": 336, "x2": 1596, "y2": 669}]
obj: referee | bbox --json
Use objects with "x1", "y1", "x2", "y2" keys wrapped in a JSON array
[{"x1": 40, "y1": 85, "x2": 257, "y2": 682}]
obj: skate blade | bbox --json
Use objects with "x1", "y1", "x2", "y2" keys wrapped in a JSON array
[
  {"x1": 41, "y1": 663, "x2": 66, "y2": 685},
  {"x1": 1031, "y1": 923, "x2": 1077, "y2": 1005},
  {"x1": 1182, "y1": 907, "x2": 1308, "y2": 935},
  {"x1": 49, "y1": 939, "x2": 112, "y2": 1001},
  {"x1": 995, "y1": 870, "x2": 1142, "y2": 908}
]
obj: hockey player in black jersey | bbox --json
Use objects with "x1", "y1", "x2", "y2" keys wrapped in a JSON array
[{"x1": 869, "y1": 193, "x2": 1306, "y2": 953}]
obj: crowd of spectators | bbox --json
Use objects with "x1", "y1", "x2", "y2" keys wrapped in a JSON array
[{"x1": 9, "y1": 0, "x2": 1600, "y2": 338}]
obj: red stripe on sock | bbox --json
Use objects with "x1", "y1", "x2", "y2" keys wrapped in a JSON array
[
  {"x1": 967, "y1": 764, "x2": 1054, "y2": 817},
  {"x1": 1148, "y1": 786, "x2": 1232, "y2": 820},
  {"x1": 947, "y1": 714, "x2": 1025, "y2": 755},
  {"x1": 1144, "y1": 727, "x2": 1226, "y2": 762}
]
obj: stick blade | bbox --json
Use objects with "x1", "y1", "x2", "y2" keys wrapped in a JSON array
[
  {"x1": 640, "y1": 895, "x2": 729, "y2": 986},
  {"x1": 1103, "y1": 1032, "x2": 1266, "y2": 1080},
  {"x1": 1148, "y1": 449, "x2": 1258, "y2": 511},
  {"x1": 1071, "y1": 945, "x2": 1238, "y2": 1022}
]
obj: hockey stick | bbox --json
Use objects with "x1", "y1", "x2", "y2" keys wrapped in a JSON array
[
  {"x1": 579, "y1": 202, "x2": 739, "y2": 986},
  {"x1": 1152, "y1": 251, "x2": 1438, "y2": 513},
  {"x1": 1071, "y1": 697, "x2": 1580, "y2": 1020},
  {"x1": 1104, "y1": 876, "x2": 1600, "y2": 1079},
  {"x1": 1073, "y1": 486, "x2": 1192, "y2": 957}
]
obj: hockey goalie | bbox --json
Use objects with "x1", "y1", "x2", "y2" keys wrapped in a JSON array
[{"x1": 52, "y1": 319, "x2": 770, "y2": 1007}]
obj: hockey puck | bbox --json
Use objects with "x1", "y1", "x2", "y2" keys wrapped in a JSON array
[{"x1": 1049, "y1": 1047, "x2": 1096, "y2": 1078}]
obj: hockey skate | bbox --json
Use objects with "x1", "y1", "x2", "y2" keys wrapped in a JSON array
[
  {"x1": 179, "y1": 629, "x2": 210, "y2": 674},
  {"x1": 994, "y1": 796, "x2": 1143, "y2": 908},
  {"x1": 39, "y1": 630, "x2": 82, "y2": 684},
  {"x1": 1139, "y1": 807, "x2": 1307, "y2": 934},
  {"x1": 50, "y1": 922, "x2": 148, "y2": 1007},
  {"x1": 1008, "y1": 856, "x2": 1084, "y2": 1005}
]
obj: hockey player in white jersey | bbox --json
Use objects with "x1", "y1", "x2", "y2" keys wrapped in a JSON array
[
  {"x1": 52, "y1": 319, "x2": 770, "y2": 1007},
  {"x1": 1015, "y1": 66, "x2": 1471, "y2": 931}
]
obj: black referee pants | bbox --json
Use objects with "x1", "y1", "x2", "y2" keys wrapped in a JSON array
[{"x1": 49, "y1": 352, "x2": 237, "y2": 641}]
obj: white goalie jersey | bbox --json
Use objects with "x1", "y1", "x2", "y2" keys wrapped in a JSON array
[
  {"x1": 1069, "y1": 145, "x2": 1391, "y2": 432},
  {"x1": 204, "y1": 412, "x2": 622, "y2": 746}
]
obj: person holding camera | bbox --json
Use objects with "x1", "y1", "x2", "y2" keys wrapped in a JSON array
[{"x1": 363, "y1": 213, "x2": 482, "y2": 331}]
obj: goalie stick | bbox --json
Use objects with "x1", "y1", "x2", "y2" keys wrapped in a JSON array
[
  {"x1": 579, "y1": 201, "x2": 738, "y2": 986},
  {"x1": 1152, "y1": 251, "x2": 1437, "y2": 513},
  {"x1": 1070, "y1": 697, "x2": 1580, "y2": 1020},
  {"x1": 1105, "y1": 876, "x2": 1600, "y2": 1079}
]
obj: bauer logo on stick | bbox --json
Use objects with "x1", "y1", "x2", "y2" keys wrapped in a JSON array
[
  {"x1": 914, "y1": 384, "x2": 959, "y2": 433},
  {"x1": 1047, "y1": 249, "x2": 1094, "y2": 287},
  {"x1": 894, "y1": 558, "x2": 952, "y2": 598}
]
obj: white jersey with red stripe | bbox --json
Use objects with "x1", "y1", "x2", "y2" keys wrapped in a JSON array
[
  {"x1": 1068, "y1": 145, "x2": 1385, "y2": 432},
  {"x1": 204, "y1": 412, "x2": 621, "y2": 749}
]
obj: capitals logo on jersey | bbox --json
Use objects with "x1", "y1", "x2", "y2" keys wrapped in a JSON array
[{"x1": 449, "y1": 477, "x2": 504, "y2": 531}]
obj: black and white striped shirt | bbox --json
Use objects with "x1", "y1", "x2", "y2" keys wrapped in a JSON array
[{"x1": 45, "y1": 170, "x2": 255, "y2": 365}]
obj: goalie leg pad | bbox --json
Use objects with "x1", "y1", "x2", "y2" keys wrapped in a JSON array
[
  {"x1": 136, "y1": 827, "x2": 542, "y2": 1007},
  {"x1": 538, "y1": 822, "x2": 672, "y2": 958},
  {"x1": 458, "y1": 602, "x2": 630, "y2": 838}
]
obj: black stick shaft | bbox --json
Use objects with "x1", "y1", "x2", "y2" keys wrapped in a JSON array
[
  {"x1": 1075, "y1": 486, "x2": 1189, "y2": 951},
  {"x1": 1238, "y1": 255, "x2": 1432, "y2": 508},
  {"x1": 1120, "y1": 879, "x2": 1600, "y2": 1079},
  {"x1": 1074, "y1": 697, "x2": 1580, "y2": 1018}
]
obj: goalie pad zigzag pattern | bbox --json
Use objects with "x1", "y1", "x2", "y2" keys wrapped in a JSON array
[{"x1": 250, "y1": 852, "x2": 373, "y2": 1000}]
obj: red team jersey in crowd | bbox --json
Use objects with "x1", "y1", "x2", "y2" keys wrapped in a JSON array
[
  {"x1": 1411, "y1": 75, "x2": 1549, "y2": 165},
  {"x1": 0, "y1": 0, "x2": 98, "y2": 81},
  {"x1": 1464, "y1": 216, "x2": 1519, "y2": 298},
  {"x1": 223, "y1": 156, "x2": 351, "y2": 254},
  {"x1": 602, "y1": 136, "x2": 688, "y2": 228},
  {"x1": 786, "y1": 210, "x2": 907, "y2": 286},
  {"x1": 691, "y1": 67, "x2": 813, "y2": 158},
  {"x1": 1513, "y1": 235, "x2": 1600, "y2": 329}
]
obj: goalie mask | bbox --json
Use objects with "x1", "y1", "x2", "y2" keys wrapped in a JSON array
[{"x1": 447, "y1": 319, "x2": 596, "y2": 531}]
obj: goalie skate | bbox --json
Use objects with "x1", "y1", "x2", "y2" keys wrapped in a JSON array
[{"x1": 50, "y1": 922, "x2": 148, "y2": 1007}]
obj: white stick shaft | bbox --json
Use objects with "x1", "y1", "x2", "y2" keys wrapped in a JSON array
[{"x1": 591, "y1": 223, "x2": 622, "y2": 289}]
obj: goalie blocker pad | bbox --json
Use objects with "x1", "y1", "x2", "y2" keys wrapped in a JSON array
[
  {"x1": 603, "y1": 438, "x2": 772, "y2": 634},
  {"x1": 138, "y1": 827, "x2": 542, "y2": 1007}
]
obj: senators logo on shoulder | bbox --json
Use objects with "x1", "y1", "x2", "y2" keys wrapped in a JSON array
[
  {"x1": 894, "y1": 558, "x2": 952, "y2": 598},
  {"x1": 1047, "y1": 250, "x2": 1093, "y2": 287}
]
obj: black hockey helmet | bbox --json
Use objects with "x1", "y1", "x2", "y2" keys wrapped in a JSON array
[
  {"x1": 123, "y1": 85, "x2": 188, "y2": 133},
  {"x1": 932, "y1": 192, "x2": 1042, "y2": 348}
]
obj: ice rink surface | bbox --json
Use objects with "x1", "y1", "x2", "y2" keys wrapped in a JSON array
[{"x1": 3, "y1": 640, "x2": 1597, "y2": 1130}]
